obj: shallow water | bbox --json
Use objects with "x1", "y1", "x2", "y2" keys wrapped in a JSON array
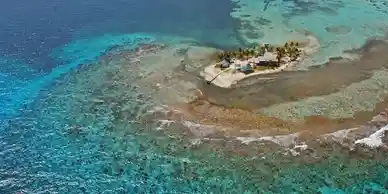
[
  {"x1": 231, "y1": 0, "x2": 388, "y2": 65},
  {"x1": 1, "y1": 0, "x2": 388, "y2": 193}
]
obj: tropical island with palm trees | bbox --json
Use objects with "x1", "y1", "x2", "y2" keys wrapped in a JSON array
[{"x1": 201, "y1": 35, "x2": 319, "y2": 88}]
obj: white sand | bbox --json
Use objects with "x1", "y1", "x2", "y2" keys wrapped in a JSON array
[{"x1": 201, "y1": 35, "x2": 320, "y2": 88}]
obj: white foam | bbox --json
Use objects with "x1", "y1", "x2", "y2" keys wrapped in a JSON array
[
  {"x1": 236, "y1": 132, "x2": 300, "y2": 147},
  {"x1": 181, "y1": 120, "x2": 218, "y2": 137},
  {"x1": 155, "y1": 119, "x2": 175, "y2": 131},
  {"x1": 293, "y1": 143, "x2": 308, "y2": 150},
  {"x1": 354, "y1": 125, "x2": 388, "y2": 148},
  {"x1": 190, "y1": 138, "x2": 202, "y2": 146},
  {"x1": 147, "y1": 105, "x2": 169, "y2": 114},
  {"x1": 288, "y1": 143, "x2": 308, "y2": 156}
]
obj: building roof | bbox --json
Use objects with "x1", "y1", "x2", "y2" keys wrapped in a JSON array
[{"x1": 221, "y1": 59, "x2": 230, "y2": 68}]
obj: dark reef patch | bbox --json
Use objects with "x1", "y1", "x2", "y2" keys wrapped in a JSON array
[
  {"x1": 318, "y1": 6, "x2": 338, "y2": 15},
  {"x1": 243, "y1": 31, "x2": 264, "y2": 40},
  {"x1": 240, "y1": 14, "x2": 251, "y2": 18},
  {"x1": 253, "y1": 17, "x2": 272, "y2": 26},
  {"x1": 325, "y1": 25, "x2": 351, "y2": 34}
]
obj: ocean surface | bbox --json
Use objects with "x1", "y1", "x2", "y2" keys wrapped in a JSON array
[{"x1": 1, "y1": 0, "x2": 388, "y2": 193}]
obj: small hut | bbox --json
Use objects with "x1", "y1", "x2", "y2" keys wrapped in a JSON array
[
  {"x1": 221, "y1": 59, "x2": 231, "y2": 69},
  {"x1": 240, "y1": 64, "x2": 254, "y2": 74},
  {"x1": 256, "y1": 59, "x2": 267, "y2": 66}
]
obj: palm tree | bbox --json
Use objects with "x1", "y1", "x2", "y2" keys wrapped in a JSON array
[
  {"x1": 289, "y1": 41, "x2": 294, "y2": 47},
  {"x1": 235, "y1": 51, "x2": 240, "y2": 58},
  {"x1": 244, "y1": 49, "x2": 249, "y2": 58},
  {"x1": 258, "y1": 46, "x2": 265, "y2": 56},
  {"x1": 276, "y1": 47, "x2": 281, "y2": 53},
  {"x1": 238, "y1": 51, "x2": 244, "y2": 60},
  {"x1": 224, "y1": 51, "x2": 231, "y2": 60},
  {"x1": 246, "y1": 49, "x2": 251, "y2": 57},
  {"x1": 228, "y1": 51, "x2": 234, "y2": 59},
  {"x1": 249, "y1": 49, "x2": 255, "y2": 57},
  {"x1": 284, "y1": 42, "x2": 289, "y2": 50},
  {"x1": 264, "y1": 44, "x2": 269, "y2": 52},
  {"x1": 242, "y1": 49, "x2": 247, "y2": 60},
  {"x1": 290, "y1": 47, "x2": 301, "y2": 61},
  {"x1": 295, "y1": 48, "x2": 301, "y2": 58},
  {"x1": 276, "y1": 51, "x2": 282, "y2": 66},
  {"x1": 217, "y1": 52, "x2": 224, "y2": 61},
  {"x1": 287, "y1": 47, "x2": 293, "y2": 58},
  {"x1": 269, "y1": 45, "x2": 276, "y2": 52}
]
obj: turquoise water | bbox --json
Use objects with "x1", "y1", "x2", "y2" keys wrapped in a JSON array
[
  {"x1": 1, "y1": 0, "x2": 388, "y2": 193},
  {"x1": 231, "y1": 0, "x2": 388, "y2": 66}
]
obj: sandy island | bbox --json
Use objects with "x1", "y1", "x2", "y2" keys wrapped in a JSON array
[{"x1": 201, "y1": 35, "x2": 320, "y2": 88}]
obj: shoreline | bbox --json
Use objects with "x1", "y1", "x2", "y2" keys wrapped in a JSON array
[{"x1": 200, "y1": 35, "x2": 320, "y2": 88}]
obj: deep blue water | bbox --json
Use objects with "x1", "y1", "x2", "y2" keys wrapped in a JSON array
[
  {"x1": 1, "y1": 0, "x2": 388, "y2": 193},
  {"x1": 0, "y1": 0, "x2": 239, "y2": 70}
]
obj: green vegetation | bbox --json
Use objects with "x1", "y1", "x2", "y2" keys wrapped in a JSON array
[
  {"x1": 215, "y1": 41, "x2": 302, "y2": 65},
  {"x1": 252, "y1": 64, "x2": 275, "y2": 71}
]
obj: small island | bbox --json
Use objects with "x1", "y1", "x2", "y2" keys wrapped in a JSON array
[{"x1": 201, "y1": 37, "x2": 318, "y2": 88}]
